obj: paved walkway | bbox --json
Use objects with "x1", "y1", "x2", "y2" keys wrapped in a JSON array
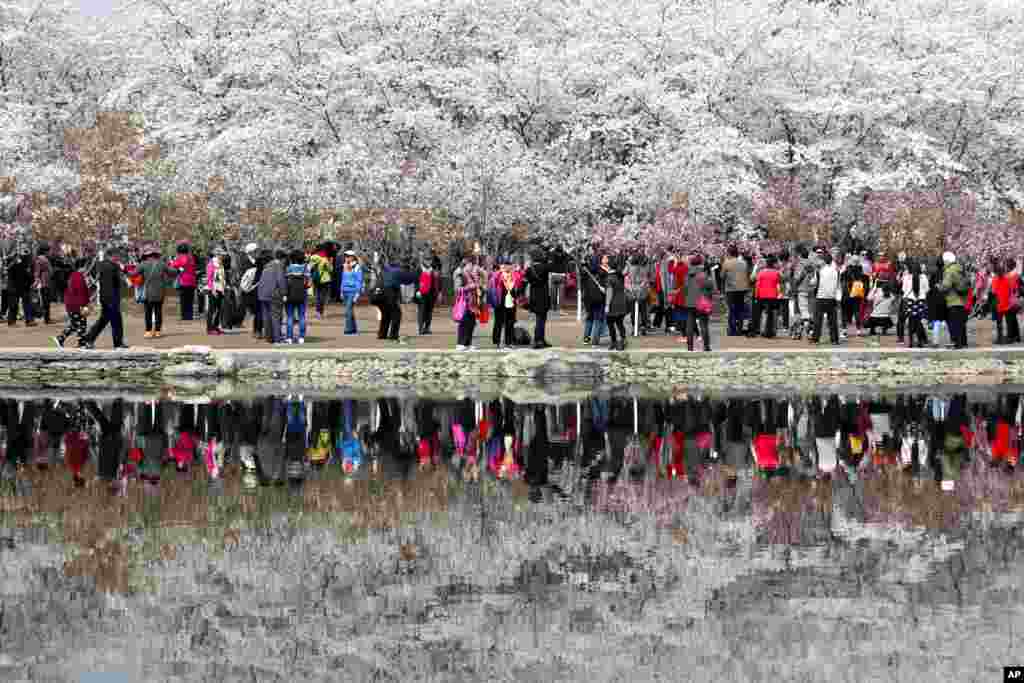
[{"x1": 3, "y1": 300, "x2": 1002, "y2": 351}]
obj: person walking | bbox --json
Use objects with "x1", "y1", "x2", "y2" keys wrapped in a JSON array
[
  {"x1": 340, "y1": 250, "x2": 364, "y2": 335},
  {"x1": 258, "y1": 249, "x2": 287, "y2": 344},
  {"x1": 284, "y1": 250, "x2": 310, "y2": 344},
  {"x1": 80, "y1": 248, "x2": 128, "y2": 349},
  {"x1": 205, "y1": 249, "x2": 228, "y2": 335},
  {"x1": 523, "y1": 250, "x2": 554, "y2": 349},
  {"x1": 809, "y1": 252, "x2": 842, "y2": 345},
  {"x1": 938, "y1": 251, "x2": 970, "y2": 349},
  {"x1": 51, "y1": 257, "x2": 91, "y2": 349},
  {"x1": 721, "y1": 245, "x2": 751, "y2": 336},
  {"x1": 6, "y1": 252, "x2": 35, "y2": 327},
  {"x1": 453, "y1": 255, "x2": 486, "y2": 351},
  {"x1": 683, "y1": 254, "x2": 713, "y2": 351},
  {"x1": 416, "y1": 257, "x2": 439, "y2": 335},
  {"x1": 139, "y1": 246, "x2": 176, "y2": 339},
  {"x1": 604, "y1": 256, "x2": 630, "y2": 351},
  {"x1": 239, "y1": 243, "x2": 264, "y2": 338},
  {"x1": 169, "y1": 242, "x2": 197, "y2": 321},
  {"x1": 901, "y1": 259, "x2": 930, "y2": 348},
  {"x1": 33, "y1": 244, "x2": 53, "y2": 324}
]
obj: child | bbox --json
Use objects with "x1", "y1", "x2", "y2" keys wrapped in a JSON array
[
  {"x1": 865, "y1": 282, "x2": 896, "y2": 335},
  {"x1": 284, "y1": 250, "x2": 310, "y2": 344}
]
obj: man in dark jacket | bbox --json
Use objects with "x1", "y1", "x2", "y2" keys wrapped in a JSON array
[
  {"x1": 257, "y1": 249, "x2": 287, "y2": 344},
  {"x1": 33, "y1": 244, "x2": 53, "y2": 324},
  {"x1": 524, "y1": 250, "x2": 555, "y2": 349},
  {"x1": 81, "y1": 248, "x2": 128, "y2": 349},
  {"x1": 6, "y1": 252, "x2": 36, "y2": 326},
  {"x1": 377, "y1": 258, "x2": 419, "y2": 340}
]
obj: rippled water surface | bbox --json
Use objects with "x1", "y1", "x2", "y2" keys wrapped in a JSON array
[{"x1": 1, "y1": 390, "x2": 1022, "y2": 682}]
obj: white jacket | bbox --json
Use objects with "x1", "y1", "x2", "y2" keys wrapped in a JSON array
[
  {"x1": 901, "y1": 273, "x2": 929, "y2": 301},
  {"x1": 815, "y1": 264, "x2": 842, "y2": 301}
]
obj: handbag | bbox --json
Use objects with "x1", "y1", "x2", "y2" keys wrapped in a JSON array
[
  {"x1": 369, "y1": 285, "x2": 386, "y2": 306},
  {"x1": 696, "y1": 294, "x2": 713, "y2": 316},
  {"x1": 452, "y1": 294, "x2": 467, "y2": 322},
  {"x1": 478, "y1": 304, "x2": 491, "y2": 324},
  {"x1": 1008, "y1": 294, "x2": 1021, "y2": 315}
]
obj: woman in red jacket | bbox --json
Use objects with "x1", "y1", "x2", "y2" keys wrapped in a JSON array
[
  {"x1": 752, "y1": 254, "x2": 782, "y2": 338},
  {"x1": 991, "y1": 258, "x2": 1021, "y2": 344},
  {"x1": 51, "y1": 257, "x2": 91, "y2": 349}
]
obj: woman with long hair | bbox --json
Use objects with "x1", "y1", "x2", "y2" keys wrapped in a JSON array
[{"x1": 901, "y1": 259, "x2": 930, "y2": 348}]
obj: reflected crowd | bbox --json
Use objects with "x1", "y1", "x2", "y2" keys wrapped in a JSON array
[{"x1": 0, "y1": 393, "x2": 1022, "y2": 528}]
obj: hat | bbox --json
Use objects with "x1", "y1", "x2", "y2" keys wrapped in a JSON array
[
  {"x1": 245, "y1": 242, "x2": 259, "y2": 254},
  {"x1": 942, "y1": 251, "x2": 956, "y2": 264},
  {"x1": 344, "y1": 250, "x2": 356, "y2": 257}
]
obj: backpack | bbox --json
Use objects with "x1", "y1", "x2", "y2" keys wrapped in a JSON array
[
  {"x1": 286, "y1": 274, "x2": 307, "y2": 304},
  {"x1": 310, "y1": 262, "x2": 321, "y2": 286},
  {"x1": 850, "y1": 280, "x2": 865, "y2": 298},
  {"x1": 240, "y1": 267, "x2": 258, "y2": 293}
]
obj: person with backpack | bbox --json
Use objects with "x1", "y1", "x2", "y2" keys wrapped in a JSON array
[
  {"x1": 937, "y1": 251, "x2": 970, "y2": 349},
  {"x1": 284, "y1": 250, "x2": 311, "y2": 344},
  {"x1": 309, "y1": 246, "x2": 334, "y2": 320},
  {"x1": 416, "y1": 256, "x2": 440, "y2": 335},
  {"x1": 239, "y1": 243, "x2": 264, "y2": 338}
]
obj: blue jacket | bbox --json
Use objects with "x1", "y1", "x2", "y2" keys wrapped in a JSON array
[
  {"x1": 380, "y1": 264, "x2": 418, "y2": 291},
  {"x1": 341, "y1": 266, "x2": 364, "y2": 297}
]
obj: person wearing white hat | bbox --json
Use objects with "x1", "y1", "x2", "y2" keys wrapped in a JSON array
[
  {"x1": 937, "y1": 250, "x2": 969, "y2": 349},
  {"x1": 240, "y1": 243, "x2": 264, "y2": 337}
]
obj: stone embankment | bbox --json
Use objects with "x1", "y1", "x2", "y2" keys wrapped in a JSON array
[{"x1": 0, "y1": 347, "x2": 1023, "y2": 396}]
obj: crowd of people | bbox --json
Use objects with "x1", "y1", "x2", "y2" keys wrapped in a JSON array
[
  {"x1": 0, "y1": 392, "x2": 1018, "y2": 503},
  {"x1": 1, "y1": 238, "x2": 1018, "y2": 351}
]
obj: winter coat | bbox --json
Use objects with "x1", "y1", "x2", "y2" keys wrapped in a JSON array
[
  {"x1": 63, "y1": 271, "x2": 90, "y2": 313},
  {"x1": 95, "y1": 259, "x2": 124, "y2": 306},
  {"x1": 992, "y1": 273, "x2": 1019, "y2": 314},
  {"x1": 755, "y1": 268, "x2": 781, "y2": 300},
  {"x1": 523, "y1": 262, "x2": 552, "y2": 314},
  {"x1": 604, "y1": 271, "x2": 630, "y2": 317},
  {"x1": 169, "y1": 254, "x2": 197, "y2": 288},
  {"x1": 939, "y1": 262, "x2": 968, "y2": 307},
  {"x1": 309, "y1": 253, "x2": 333, "y2": 285},
  {"x1": 257, "y1": 259, "x2": 287, "y2": 303},
  {"x1": 380, "y1": 264, "x2": 418, "y2": 292},
  {"x1": 684, "y1": 268, "x2": 714, "y2": 309},
  {"x1": 140, "y1": 258, "x2": 175, "y2": 303},
  {"x1": 285, "y1": 263, "x2": 310, "y2": 304},
  {"x1": 7, "y1": 257, "x2": 31, "y2": 295},
  {"x1": 721, "y1": 257, "x2": 751, "y2": 292},
  {"x1": 341, "y1": 265, "x2": 364, "y2": 297},
  {"x1": 581, "y1": 267, "x2": 607, "y2": 306},
  {"x1": 33, "y1": 255, "x2": 51, "y2": 289},
  {"x1": 793, "y1": 257, "x2": 818, "y2": 294}
]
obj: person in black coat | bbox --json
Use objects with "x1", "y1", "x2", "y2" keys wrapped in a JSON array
[
  {"x1": 6, "y1": 253, "x2": 36, "y2": 326},
  {"x1": 81, "y1": 247, "x2": 127, "y2": 349},
  {"x1": 523, "y1": 250, "x2": 555, "y2": 349},
  {"x1": 376, "y1": 258, "x2": 419, "y2": 340}
]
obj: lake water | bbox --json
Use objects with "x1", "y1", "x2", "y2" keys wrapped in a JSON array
[{"x1": 0, "y1": 390, "x2": 1022, "y2": 682}]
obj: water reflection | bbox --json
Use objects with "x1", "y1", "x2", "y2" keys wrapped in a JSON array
[{"x1": 1, "y1": 392, "x2": 1022, "y2": 536}]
